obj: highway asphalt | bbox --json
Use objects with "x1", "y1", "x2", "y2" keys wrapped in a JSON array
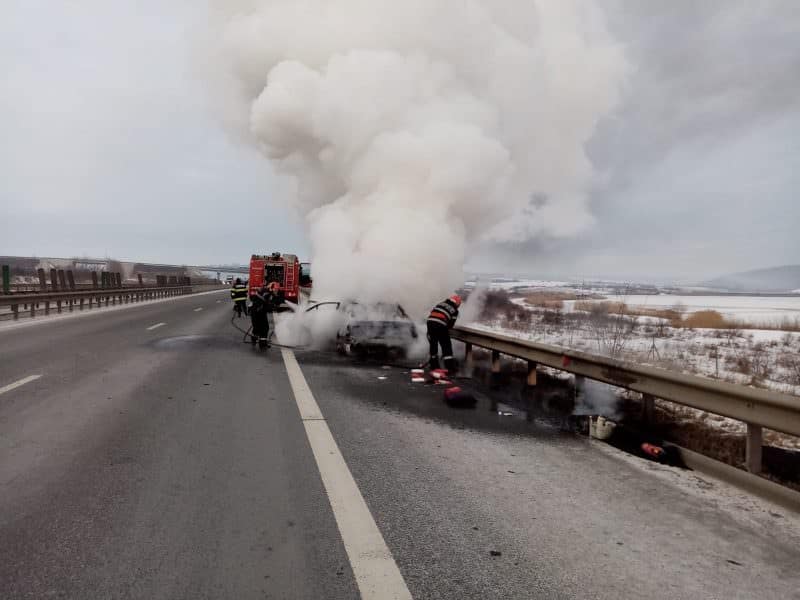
[{"x1": 1, "y1": 291, "x2": 799, "y2": 599}]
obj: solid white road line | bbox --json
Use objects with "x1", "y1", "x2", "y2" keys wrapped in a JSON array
[
  {"x1": 193, "y1": 307, "x2": 203, "y2": 312},
  {"x1": 146, "y1": 322, "x2": 166, "y2": 331},
  {"x1": 281, "y1": 349, "x2": 412, "y2": 600},
  {"x1": 0, "y1": 374, "x2": 42, "y2": 396}
]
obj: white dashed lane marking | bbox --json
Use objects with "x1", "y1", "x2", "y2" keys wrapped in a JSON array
[{"x1": 0, "y1": 374, "x2": 42, "y2": 396}]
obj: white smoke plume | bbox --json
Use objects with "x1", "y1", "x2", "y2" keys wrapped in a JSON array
[
  {"x1": 205, "y1": 0, "x2": 626, "y2": 317},
  {"x1": 574, "y1": 379, "x2": 622, "y2": 421},
  {"x1": 459, "y1": 280, "x2": 490, "y2": 325}
]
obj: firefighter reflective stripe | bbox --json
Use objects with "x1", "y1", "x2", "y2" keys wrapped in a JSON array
[
  {"x1": 427, "y1": 300, "x2": 459, "y2": 327},
  {"x1": 231, "y1": 285, "x2": 248, "y2": 301}
]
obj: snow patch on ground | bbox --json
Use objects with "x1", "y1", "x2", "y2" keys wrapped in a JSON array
[
  {"x1": 468, "y1": 293, "x2": 800, "y2": 451},
  {"x1": 465, "y1": 279, "x2": 573, "y2": 291},
  {"x1": 570, "y1": 294, "x2": 800, "y2": 326}
]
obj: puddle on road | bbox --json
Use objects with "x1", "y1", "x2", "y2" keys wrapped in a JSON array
[
  {"x1": 294, "y1": 349, "x2": 800, "y2": 483},
  {"x1": 295, "y1": 349, "x2": 581, "y2": 441},
  {"x1": 151, "y1": 335, "x2": 236, "y2": 351}
]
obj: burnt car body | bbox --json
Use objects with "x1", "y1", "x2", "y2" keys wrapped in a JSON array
[{"x1": 306, "y1": 301, "x2": 418, "y2": 358}]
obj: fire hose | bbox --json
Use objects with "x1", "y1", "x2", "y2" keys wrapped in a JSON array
[{"x1": 229, "y1": 314, "x2": 307, "y2": 350}]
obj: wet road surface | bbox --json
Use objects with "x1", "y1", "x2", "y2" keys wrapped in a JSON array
[{"x1": 1, "y1": 292, "x2": 799, "y2": 599}]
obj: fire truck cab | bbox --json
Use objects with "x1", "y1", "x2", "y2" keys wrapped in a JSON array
[
  {"x1": 300, "y1": 262, "x2": 312, "y2": 289},
  {"x1": 248, "y1": 253, "x2": 303, "y2": 304}
]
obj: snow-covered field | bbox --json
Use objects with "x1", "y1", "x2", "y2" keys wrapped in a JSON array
[
  {"x1": 474, "y1": 315, "x2": 800, "y2": 397},
  {"x1": 465, "y1": 278, "x2": 572, "y2": 290},
  {"x1": 473, "y1": 291, "x2": 800, "y2": 451},
  {"x1": 565, "y1": 294, "x2": 800, "y2": 326}
]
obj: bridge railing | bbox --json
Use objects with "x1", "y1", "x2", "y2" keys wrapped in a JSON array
[{"x1": 452, "y1": 325, "x2": 800, "y2": 474}]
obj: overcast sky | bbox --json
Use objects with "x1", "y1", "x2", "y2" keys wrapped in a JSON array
[{"x1": 1, "y1": 1, "x2": 798, "y2": 281}]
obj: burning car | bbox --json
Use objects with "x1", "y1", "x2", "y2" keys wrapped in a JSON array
[{"x1": 305, "y1": 301, "x2": 418, "y2": 359}]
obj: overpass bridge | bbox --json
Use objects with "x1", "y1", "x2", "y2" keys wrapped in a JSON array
[
  {"x1": 1, "y1": 293, "x2": 798, "y2": 599},
  {"x1": 197, "y1": 264, "x2": 251, "y2": 275}
]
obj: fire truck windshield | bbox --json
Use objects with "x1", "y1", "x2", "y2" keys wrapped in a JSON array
[{"x1": 300, "y1": 262, "x2": 312, "y2": 285}]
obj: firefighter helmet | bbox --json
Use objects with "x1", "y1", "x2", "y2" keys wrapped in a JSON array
[{"x1": 449, "y1": 294, "x2": 462, "y2": 307}]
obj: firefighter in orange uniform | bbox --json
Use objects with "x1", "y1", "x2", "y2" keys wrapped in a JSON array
[{"x1": 426, "y1": 295, "x2": 462, "y2": 373}]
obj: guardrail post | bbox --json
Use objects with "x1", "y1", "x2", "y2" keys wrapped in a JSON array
[
  {"x1": 490, "y1": 350, "x2": 501, "y2": 402},
  {"x1": 745, "y1": 424, "x2": 763, "y2": 474},
  {"x1": 464, "y1": 342, "x2": 473, "y2": 376},
  {"x1": 80, "y1": 298, "x2": 85, "y2": 311},
  {"x1": 44, "y1": 300, "x2": 50, "y2": 315},
  {"x1": 642, "y1": 394, "x2": 656, "y2": 423},
  {"x1": 491, "y1": 350, "x2": 501, "y2": 374},
  {"x1": 524, "y1": 361, "x2": 539, "y2": 422},
  {"x1": 12, "y1": 303, "x2": 19, "y2": 320},
  {"x1": 526, "y1": 361, "x2": 538, "y2": 387},
  {"x1": 2, "y1": 265, "x2": 9, "y2": 294}
]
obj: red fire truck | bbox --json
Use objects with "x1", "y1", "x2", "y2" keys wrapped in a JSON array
[{"x1": 248, "y1": 253, "x2": 311, "y2": 305}]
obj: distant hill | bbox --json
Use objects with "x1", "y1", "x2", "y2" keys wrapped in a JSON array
[{"x1": 706, "y1": 265, "x2": 800, "y2": 293}]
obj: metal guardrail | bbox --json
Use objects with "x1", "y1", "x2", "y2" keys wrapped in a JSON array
[
  {"x1": 452, "y1": 325, "x2": 800, "y2": 474},
  {"x1": 0, "y1": 286, "x2": 196, "y2": 320},
  {"x1": 6, "y1": 283, "x2": 164, "y2": 293}
]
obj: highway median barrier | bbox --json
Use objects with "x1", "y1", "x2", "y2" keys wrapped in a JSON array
[{"x1": 0, "y1": 284, "x2": 225, "y2": 323}]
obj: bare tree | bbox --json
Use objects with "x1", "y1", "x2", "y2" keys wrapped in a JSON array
[{"x1": 588, "y1": 287, "x2": 638, "y2": 358}]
